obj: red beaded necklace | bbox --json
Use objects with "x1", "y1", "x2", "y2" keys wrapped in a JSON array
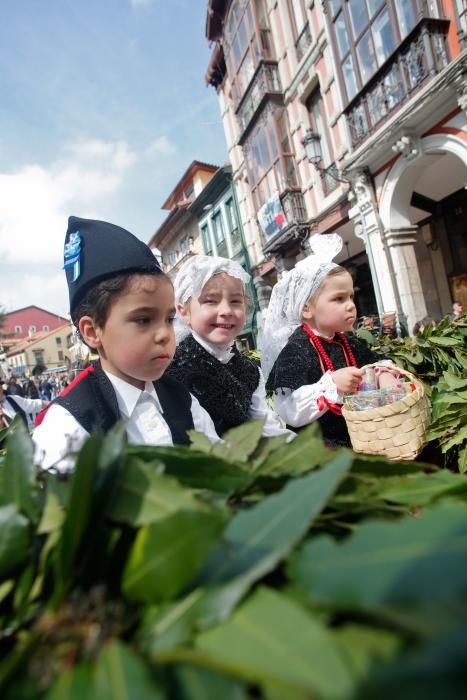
[{"x1": 301, "y1": 324, "x2": 357, "y2": 415}]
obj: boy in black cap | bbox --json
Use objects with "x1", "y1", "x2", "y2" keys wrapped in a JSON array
[{"x1": 33, "y1": 216, "x2": 220, "y2": 471}]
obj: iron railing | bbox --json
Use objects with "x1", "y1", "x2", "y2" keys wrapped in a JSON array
[
  {"x1": 346, "y1": 20, "x2": 450, "y2": 146},
  {"x1": 236, "y1": 62, "x2": 282, "y2": 136}
]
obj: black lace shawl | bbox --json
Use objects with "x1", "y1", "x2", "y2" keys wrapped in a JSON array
[
  {"x1": 166, "y1": 334, "x2": 260, "y2": 437},
  {"x1": 265, "y1": 327, "x2": 378, "y2": 447}
]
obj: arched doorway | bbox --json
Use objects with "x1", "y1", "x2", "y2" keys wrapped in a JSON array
[{"x1": 379, "y1": 133, "x2": 467, "y2": 321}]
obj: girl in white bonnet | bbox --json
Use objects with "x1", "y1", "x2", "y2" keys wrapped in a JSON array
[
  {"x1": 167, "y1": 255, "x2": 294, "y2": 440},
  {"x1": 261, "y1": 233, "x2": 398, "y2": 448}
]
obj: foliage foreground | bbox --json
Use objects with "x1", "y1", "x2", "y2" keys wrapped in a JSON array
[{"x1": 1, "y1": 419, "x2": 467, "y2": 699}]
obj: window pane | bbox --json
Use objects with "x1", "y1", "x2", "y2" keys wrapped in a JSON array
[
  {"x1": 284, "y1": 156, "x2": 297, "y2": 187},
  {"x1": 373, "y1": 7, "x2": 395, "y2": 65},
  {"x1": 270, "y1": 126, "x2": 279, "y2": 161},
  {"x1": 329, "y1": 0, "x2": 341, "y2": 16},
  {"x1": 310, "y1": 95, "x2": 331, "y2": 165},
  {"x1": 357, "y1": 30, "x2": 377, "y2": 83},
  {"x1": 394, "y1": 0, "x2": 417, "y2": 39},
  {"x1": 348, "y1": 0, "x2": 369, "y2": 37},
  {"x1": 290, "y1": 0, "x2": 306, "y2": 34},
  {"x1": 232, "y1": 35, "x2": 242, "y2": 66},
  {"x1": 343, "y1": 55, "x2": 359, "y2": 100},
  {"x1": 255, "y1": 0, "x2": 268, "y2": 29},
  {"x1": 260, "y1": 29, "x2": 273, "y2": 56},
  {"x1": 257, "y1": 122, "x2": 271, "y2": 168},
  {"x1": 202, "y1": 226, "x2": 211, "y2": 252},
  {"x1": 367, "y1": 0, "x2": 384, "y2": 18},
  {"x1": 237, "y1": 17, "x2": 248, "y2": 56},
  {"x1": 226, "y1": 199, "x2": 237, "y2": 231},
  {"x1": 214, "y1": 214, "x2": 225, "y2": 242},
  {"x1": 277, "y1": 110, "x2": 291, "y2": 153},
  {"x1": 335, "y1": 12, "x2": 350, "y2": 57},
  {"x1": 237, "y1": 49, "x2": 254, "y2": 93}
]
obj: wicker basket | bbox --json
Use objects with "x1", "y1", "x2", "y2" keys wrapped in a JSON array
[{"x1": 342, "y1": 364, "x2": 431, "y2": 460}]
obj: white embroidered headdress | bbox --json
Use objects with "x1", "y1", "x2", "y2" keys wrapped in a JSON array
[
  {"x1": 260, "y1": 233, "x2": 343, "y2": 380},
  {"x1": 173, "y1": 255, "x2": 251, "y2": 342}
]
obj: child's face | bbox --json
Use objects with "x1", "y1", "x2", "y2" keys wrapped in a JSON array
[
  {"x1": 179, "y1": 272, "x2": 246, "y2": 346},
  {"x1": 80, "y1": 275, "x2": 176, "y2": 389},
  {"x1": 302, "y1": 271, "x2": 356, "y2": 337}
]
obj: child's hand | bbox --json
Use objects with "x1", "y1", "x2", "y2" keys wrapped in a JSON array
[
  {"x1": 331, "y1": 367, "x2": 364, "y2": 394},
  {"x1": 378, "y1": 371, "x2": 399, "y2": 389}
]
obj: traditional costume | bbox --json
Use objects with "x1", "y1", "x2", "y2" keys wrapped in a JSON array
[
  {"x1": 33, "y1": 216, "x2": 220, "y2": 472},
  {"x1": 261, "y1": 233, "x2": 379, "y2": 448},
  {"x1": 167, "y1": 255, "x2": 294, "y2": 440}
]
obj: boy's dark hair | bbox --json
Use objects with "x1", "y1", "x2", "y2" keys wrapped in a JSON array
[{"x1": 71, "y1": 271, "x2": 169, "y2": 345}]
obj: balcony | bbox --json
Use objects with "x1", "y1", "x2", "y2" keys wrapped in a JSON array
[
  {"x1": 236, "y1": 62, "x2": 282, "y2": 140},
  {"x1": 261, "y1": 190, "x2": 308, "y2": 253},
  {"x1": 346, "y1": 19, "x2": 450, "y2": 147},
  {"x1": 281, "y1": 190, "x2": 307, "y2": 226}
]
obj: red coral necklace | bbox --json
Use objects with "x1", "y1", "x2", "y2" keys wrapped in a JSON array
[{"x1": 301, "y1": 324, "x2": 357, "y2": 415}]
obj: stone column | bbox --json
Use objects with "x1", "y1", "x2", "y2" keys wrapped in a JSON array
[
  {"x1": 348, "y1": 170, "x2": 397, "y2": 316},
  {"x1": 384, "y1": 226, "x2": 427, "y2": 333}
]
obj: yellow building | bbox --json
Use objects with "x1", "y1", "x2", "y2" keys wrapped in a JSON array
[{"x1": 6, "y1": 323, "x2": 73, "y2": 375}]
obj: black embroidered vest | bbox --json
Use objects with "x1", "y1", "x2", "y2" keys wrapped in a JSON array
[
  {"x1": 266, "y1": 327, "x2": 378, "y2": 448},
  {"x1": 166, "y1": 334, "x2": 260, "y2": 437},
  {"x1": 36, "y1": 362, "x2": 194, "y2": 446}
]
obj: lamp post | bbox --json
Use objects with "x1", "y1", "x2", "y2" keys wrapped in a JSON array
[{"x1": 301, "y1": 129, "x2": 350, "y2": 184}]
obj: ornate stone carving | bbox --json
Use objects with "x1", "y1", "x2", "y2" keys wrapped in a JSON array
[
  {"x1": 391, "y1": 133, "x2": 421, "y2": 162},
  {"x1": 348, "y1": 169, "x2": 374, "y2": 212}
]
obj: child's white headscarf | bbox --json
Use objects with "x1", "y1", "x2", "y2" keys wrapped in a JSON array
[
  {"x1": 173, "y1": 255, "x2": 251, "y2": 342},
  {"x1": 260, "y1": 233, "x2": 343, "y2": 380}
]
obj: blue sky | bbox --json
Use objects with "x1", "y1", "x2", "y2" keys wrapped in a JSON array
[{"x1": 0, "y1": 0, "x2": 227, "y2": 316}]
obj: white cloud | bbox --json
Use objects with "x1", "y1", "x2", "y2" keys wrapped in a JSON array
[
  {"x1": 0, "y1": 139, "x2": 137, "y2": 315},
  {"x1": 145, "y1": 135, "x2": 176, "y2": 158}
]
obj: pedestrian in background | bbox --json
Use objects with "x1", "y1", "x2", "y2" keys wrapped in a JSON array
[{"x1": 450, "y1": 301, "x2": 464, "y2": 320}]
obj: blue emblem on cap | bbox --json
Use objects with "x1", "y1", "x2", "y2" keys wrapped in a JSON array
[{"x1": 64, "y1": 231, "x2": 82, "y2": 282}]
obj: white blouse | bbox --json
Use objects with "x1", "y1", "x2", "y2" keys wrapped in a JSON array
[
  {"x1": 274, "y1": 370, "x2": 342, "y2": 428},
  {"x1": 33, "y1": 371, "x2": 220, "y2": 473}
]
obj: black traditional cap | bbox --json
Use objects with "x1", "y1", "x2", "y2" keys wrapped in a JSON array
[{"x1": 64, "y1": 216, "x2": 162, "y2": 313}]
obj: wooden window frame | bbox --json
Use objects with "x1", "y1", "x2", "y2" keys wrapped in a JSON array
[
  {"x1": 243, "y1": 105, "x2": 298, "y2": 211},
  {"x1": 326, "y1": 0, "x2": 439, "y2": 106},
  {"x1": 224, "y1": 0, "x2": 273, "y2": 105}
]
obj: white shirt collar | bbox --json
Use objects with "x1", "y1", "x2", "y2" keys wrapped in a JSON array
[
  {"x1": 104, "y1": 371, "x2": 163, "y2": 418},
  {"x1": 309, "y1": 326, "x2": 335, "y2": 341},
  {"x1": 191, "y1": 330, "x2": 235, "y2": 364}
]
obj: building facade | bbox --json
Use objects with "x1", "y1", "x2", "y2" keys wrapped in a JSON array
[
  {"x1": 205, "y1": 0, "x2": 467, "y2": 333},
  {"x1": 1, "y1": 306, "x2": 69, "y2": 340},
  {"x1": 189, "y1": 164, "x2": 259, "y2": 346},
  {"x1": 5, "y1": 324, "x2": 73, "y2": 375},
  {"x1": 148, "y1": 161, "x2": 219, "y2": 277},
  {"x1": 149, "y1": 161, "x2": 260, "y2": 347}
]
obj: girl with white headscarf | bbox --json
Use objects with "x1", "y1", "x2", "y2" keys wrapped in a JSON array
[
  {"x1": 261, "y1": 233, "x2": 392, "y2": 447},
  {"x1": 167, "y1": 255, "x2": 294, "y2": 440}
]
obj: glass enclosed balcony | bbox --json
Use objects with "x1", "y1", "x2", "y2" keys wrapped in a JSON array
[
  {"x1": 236, "y1": 62, "x2": 282, "y2": 139},
  {"x1": 345, "y1": 19, "x2": 450, "y2": 147}
]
